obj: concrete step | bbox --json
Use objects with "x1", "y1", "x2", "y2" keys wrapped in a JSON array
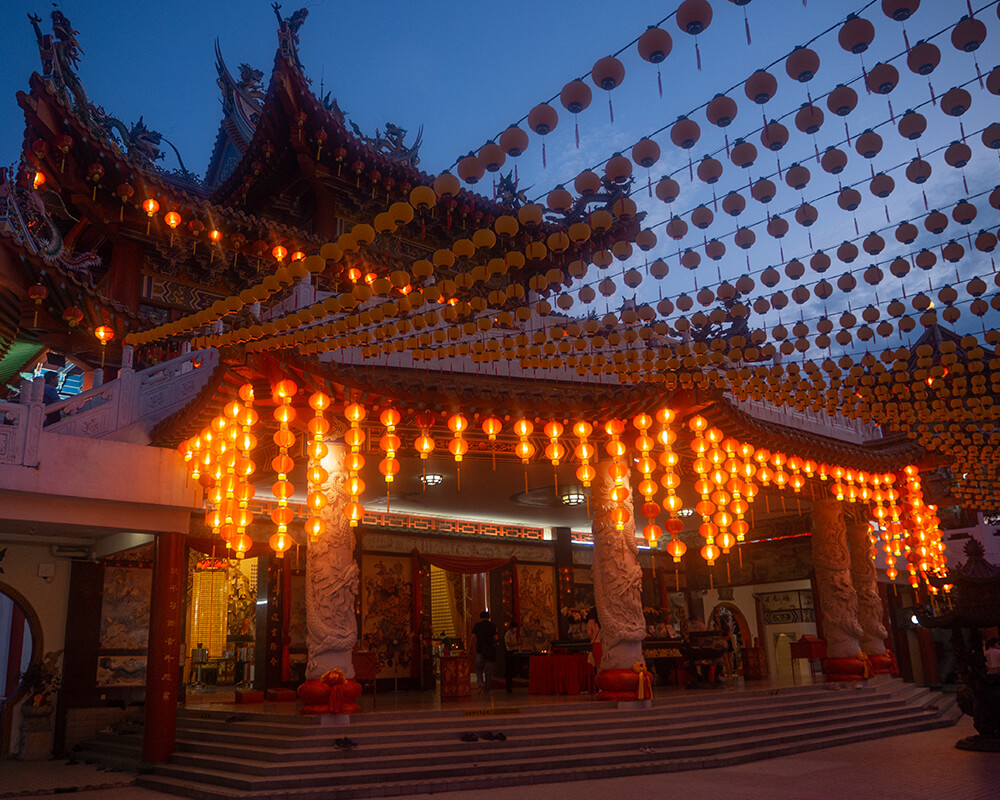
[{"x1": 139, "y1": 683, "x2": 959, "y2": 799}]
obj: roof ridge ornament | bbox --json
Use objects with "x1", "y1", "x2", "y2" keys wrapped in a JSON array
[
  {"x1": 28, "y1": 10, "x2": 87, "y2": 118},
  {"x1": 273, "y1": 3, "x2": 308, "y2": 73}
]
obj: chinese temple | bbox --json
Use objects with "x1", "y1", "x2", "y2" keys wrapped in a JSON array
[{"x1": 1, "y1": 1, "x2": 999, "y2": 794}]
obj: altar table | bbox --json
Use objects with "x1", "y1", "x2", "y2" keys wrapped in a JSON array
[{"x1": 528, "y1": 653, "x2": 594, "y2": 695}]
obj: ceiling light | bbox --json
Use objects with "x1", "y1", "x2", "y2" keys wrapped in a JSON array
[
  {"x1": 677, "y1": 507, "x2": 695, "y2": 517},
  {"x1": 420, "y1": 473, "x2": 443, "y2": 486},
  {"x1": 560, "y1": 488, "x2": 586, "y2": 506}
]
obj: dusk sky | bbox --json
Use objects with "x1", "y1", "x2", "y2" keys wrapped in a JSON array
[{"x1": 2, "y1": 0, "x2": 997, "y2": 358}]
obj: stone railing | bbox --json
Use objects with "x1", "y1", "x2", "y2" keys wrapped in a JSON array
[{"x1": 1, "y1": 347, "x2": 219, "y2": 465}]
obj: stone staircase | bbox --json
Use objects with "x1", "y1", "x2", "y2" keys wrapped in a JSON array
[{"x1": 135, "y1": 678, "x2": 960, "y2": 799}]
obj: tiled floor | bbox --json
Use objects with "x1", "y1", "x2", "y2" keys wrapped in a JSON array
[{"x1": 1, "y1": 716, "x2": 995, "y2": 800}]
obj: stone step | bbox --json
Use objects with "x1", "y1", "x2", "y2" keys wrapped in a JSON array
[
  {"x1": 138, "y1": 702, "x2": 956, "y2": 800},
  {"x1": 171, "y1": 693, "x2": 917, "y2": 762},
  {"x1": 167, "y1": 702, "x2": 941, "y2": 777},
  {"x1": 173, "y1": 681, "x2": 890, "y2": 742}
]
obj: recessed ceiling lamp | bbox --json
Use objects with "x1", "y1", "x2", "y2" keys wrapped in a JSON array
[
  {"x1": 420, "y1": 473, "x2": 443, "y2": 486},
  {"x1": 560, "y1": 488, "x2": 586, "y2": 506},
  {"x1": 677, "y1": 507, "x2": 695, "y2": 517}
]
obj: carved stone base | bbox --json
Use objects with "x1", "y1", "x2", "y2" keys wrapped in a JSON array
[
  {"x1": 298, "y1": 678, "x2": 362, "y2": 715},
  {"x1": 821, "y1": 656, "x2": 868, "y2": 682}
]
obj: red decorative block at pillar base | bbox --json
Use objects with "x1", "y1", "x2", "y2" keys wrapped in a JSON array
[
  {"x1": 822, "y1": 656, "x2": 868, "y2": 682},
  {"x1": 869, "y1": 653, "x2": 895, "y2": 675},
  {"x1": 595, "y1": 667, "x2": 653, "y2": 702},
  {"x1": 298, "y1": 672, "x2": 363, "y2": 715}
]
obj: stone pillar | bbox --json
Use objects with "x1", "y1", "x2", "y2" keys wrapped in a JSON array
[
  {"x1": 142, "y1": 530, "x2": 185, "y2": 762},
  {"x1": 306, "y1": 443, "x2": 359, "y2": 679},
  {"x1": 846, "y1": 520, "x2": 891, "y2": 674},
  {"x1": 811, "y1": 498, "x2": 865, "y2": 681},
  {"x1": 591, "y1": 461, "x2": 647, "y2": 699}
]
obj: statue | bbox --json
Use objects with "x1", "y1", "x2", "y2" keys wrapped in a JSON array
[
  {"x1": 348, "y1": 121, "x2": 423, "y2": 168},
  {"x1": 846, "y1": 520, "x2": 889, "y2": 658},
  {"x1": 299, "y1": 442, "x2": 363, "y2": 715},
  {"x1": 590, "y1": 459, "x2": 647, "y2": 700},
  {"x1": 811, "y1": 498, "x2": 866, "y2": 680}
]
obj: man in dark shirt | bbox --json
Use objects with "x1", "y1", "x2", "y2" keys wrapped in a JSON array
[{"x1": 470, "y1": 610, "x2": 498, "y2": 695}]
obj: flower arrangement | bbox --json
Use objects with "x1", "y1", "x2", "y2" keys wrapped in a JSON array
[
  {"x1": 560, "y1": 606, "x2": 590, "y2": 624},
  {"x1": 20, "y1": 650, "x2": 63, "y2": 707}
]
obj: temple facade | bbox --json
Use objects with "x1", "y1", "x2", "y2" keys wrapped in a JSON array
[{"x1": 1, "y1": 4, "x2": 997, "y2": 772}]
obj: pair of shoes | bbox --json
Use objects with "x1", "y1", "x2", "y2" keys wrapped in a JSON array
[
  {"x1": 334, "y1": 737, "x2": 357, "y2": 749},
  {"x1": 225, "y1": 714, "x2": 248, "y2": 723},
  {"x1": 481, "y1": 731, "x2": 506, "y2": 741},
  {"x1": 639, "y1": 745, "x2": 656, "y2": 754},
  {"x1": 460, "y1": 732, "x2": 478, "y2": 742}
]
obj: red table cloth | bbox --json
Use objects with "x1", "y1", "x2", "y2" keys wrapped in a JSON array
[{"x1": 528, "y1": 653, "x2": 594, "y2": 695}]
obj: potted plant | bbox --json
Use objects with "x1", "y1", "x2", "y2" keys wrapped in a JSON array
[{"x1": 20, "y1": 649, "x2": 63, "y2": 711}]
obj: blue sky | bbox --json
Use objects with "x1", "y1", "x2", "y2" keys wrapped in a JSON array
[{"x1": 2, "y1": 0, "x2": 998, "y2": 356}]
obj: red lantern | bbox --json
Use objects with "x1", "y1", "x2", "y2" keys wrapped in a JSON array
[
  {"x1": 760, "y1": 120, "x2": 788, "y2": 151},
  {"x1": 605, "y1": 153, "x2": 632, "y2": 184},
  {"x1": 785, "y1": 46, "x2": 820, "y2": 82},
  {"x1": 855, "y1": 129, "x2": 883, "y2": 158},
  {"x1": 794, "y1": 103, "x2": 824, "y2": 134},
  {"x1": 690, "y1": 205, "x2": 713, "y2": 229},
  {"x1": 696, "y1": 156, "x2": 723, "y2": 184},
  {"x1": 478, "y1": 141, "x2": 505, "y2": 172},
  {"x1": 676, "y1": 0, "x2": 713, "y2": 34},
  {"x1": 795, "y1": 203, "x2": 818, "y2": 227},
  {"x1": 456, "y1": 154, "x2": 485, "y2": 185},
  {"x1": 907, "y1": 40, "x2": 940, "y2": 74},
  {"x1": 499, "y1": 125, "x2": 529, "y2": 157},
  {"x1": 866, "y1": 62, "x2": 899, "y2": 94},
  {"x1": 940, "y1": 87, "x2": 971, "y2": 117},
  {"x1": 785, "y1": 163, "x2": 810, "y2": 190},
  {"x1": 897, "y1": 110, "x2": 926, "y2": 140},
  {"x1": 705, "y1": 94, "x2": 738, "y2": 127},
  {"x1": 655, "y1": 177, "x2": 680, "y2": 204},
  {"x1": 638, "y1": 26, "x2": 672, "y2": 63},
  {"x1": 744, "y1": 69, "x2": 777, "y2": 104},
  {"x1": 820, "y1": 147, "x2": 848, "y2": 174},
  {"x1": 951, "y1": 15, "x2": 986, "y2": 52},
  {"x1": 527, "y1": 103, "x2": 558, "y2": 136},
  {"x1": 827, "y1": 85, "x2": 858, "y2": 116},
  {"x1": 944, "y1": 140, "x2": 972, "y2": 168},
  {"x1": 838, "y1": 14, "x2": 875, "y2": 53},
  {"x1": 591, "y1": 56, "x2": 625, "y2": 90},
  {"x1": 838, "y1": 187, "x2": 862, "y2": 212},
  {"x1": 62, "y1": 306, "x2": 84, "y2": 327},
  {"x1": 631, "y1": 138, "x2": 660, "y2": 169},
  {"x1": 905, "y1": 157, "x2": 932, "y2": 184},
  {"x1": 750, "y1": 178, "x2": 776, "y2": 204},
  {"x1": 882, "y1": 0, "x2": 920, "y2": 21},
  {"x1": 730, "y1": 139, "x2": 757, "y2": 168},
  {"x1": 722, "y1": 191, "x2": 746, "y2": 217},
  {"x1": 669, "y1": 116, "x2": 700, "y2": 149}
]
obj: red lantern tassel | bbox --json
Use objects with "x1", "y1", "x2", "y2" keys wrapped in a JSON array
[
  {"x1": 844, "y1": 121, "x2": 851, "y2": 146},
  {"x1": 542, "y1": 141, "x2": 547, "y2": 169},
  {"x1": 903, "y1": 29, "x2": 911, "y2": 53},
  {"x1": 976, "y1": 59, "x2": 984, "y2": 89},
  {"x1": 608, "y1": 96, "x2": 614, "y2": 123},
  {"x1": 744, "y1": 12, "x2": 752, "y2": 45},
  {"x1": 657, "y1": 69, "x2": 663, "y2": 98},
  {"x1": 929, "y1": 82, "x2": 936, "y2": 105},
  {"x1": 695, "y1": 41, "x2": 702, "y2": 71},
  {"x1": 575, "y1": 121, "x2": 580, "y2": 149},
  {"x1": 887, "y1": 100, "x2": 895, "y2": 123},
  {"x1": 647, "y1": 175, "x2": 652, "y2": 198}
]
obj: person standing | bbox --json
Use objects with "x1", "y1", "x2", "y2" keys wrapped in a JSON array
[
  {"x1": 471, "y1": 610, "x2": 498, "y2": 695},
  {"x1": 586, "y1": 608, "x2": 602, "y2": 671}
]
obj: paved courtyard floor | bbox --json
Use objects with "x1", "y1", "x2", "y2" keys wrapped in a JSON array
[{"x1": 1, "y1": 716, "x2": 996, "y2": 800}]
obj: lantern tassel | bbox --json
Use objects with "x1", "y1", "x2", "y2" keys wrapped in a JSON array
[
  {"x1": 608, "y1": 96, "x2": 614, "y2": 124},
  {"x1": 903, "y1": 29, "x2": 911, "y2": 53},
  {"x1": 739, "y1": 546, "x2": 743, "y2": 568},
  {"x1": 675, "y1": 567, "x2": 679, "y2": 592},
  {"x1": 695, "y1": 40, "x2": 702, "y2": 71},
  {"x1": 744, "y1": 12, "x2": 751, "y2": 45},
  {"x1": 657, "y1": 69, "x2": 663, "y2": 98},
  {"x1": 976, "y1": 59, "x2": 984, "y2": 89},
  {"x1": 542, "y1": 142, "x2": 547, "y2": 169},
  {"x1": 575, "y1": 121, "x2": 580, "y2": 149}
]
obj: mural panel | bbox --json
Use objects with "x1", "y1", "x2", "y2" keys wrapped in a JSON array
[
  {"x1": 516, "y1": 564, "x2": 557, "y2": 651},
  {"x1": 99, "y1": 566, "x2": 151, "y2": 650},
  {"x1": 361, "y1": 555, "x2": 413, "y2": 678}
]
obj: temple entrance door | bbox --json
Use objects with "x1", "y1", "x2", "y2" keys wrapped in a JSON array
[
  {"x1": 0, "y1": 583, "x2": 40, "y2": 756},
  {"x1": 709, "y1": 603, "x2": 750, "y2": 677}
]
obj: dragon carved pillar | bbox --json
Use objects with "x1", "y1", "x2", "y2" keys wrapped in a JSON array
[
  {"x1": 591, "y1": 461, "x2": 647, "y2": 698},
  {"x1": 305, "y1": 443, "x2": 359, "y2": 679},
  {"x1": 846, "y1": 519, "x2": 893, "y2": 674},
  {"x1": 811, "y1": 498, "x2": 866, "y2": 680}
]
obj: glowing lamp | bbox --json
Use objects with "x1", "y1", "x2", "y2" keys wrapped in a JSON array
[
  {"x1": 576, "y1": 464, "x2": 596, "y2": 486},
  {"x1": 643, "y1": 524, "x2": 662, "y2": 545},
  {"x1": 305, "y1": 517, "x2": 326, "y2": 539},
  {"x1": 700, "y1": 543, "x2": 721, "y2": 565},
  {"x1": 343, "y1": 501, "x2": 364, "y2": 527},
  {"x1": 514, "y1": 419, "x2": 534, "y2": 438},
  {"x1": 515, "y1": 440, "x2": 536, "y2": 463},
  {"x1": 415, "y1": 435, "x2": 435, "y2": 459},
  {"x1": 666, "y1": 538, "x2": 687, "y2": 562},
  {"x1": 481, "y1": 416, "x2": 502, "y2": 439},
  {"x1": 269, "y1": 531, "x2": 292, "y2": 557},
  {"x1": 345, "y1": 403, "x2": 366, "y2": 423},
  {"x1": 33, "y1": 171, "x2": 45, "y2": 189},
  {"x1": 164, "y1": 211, "x2": 181, "y2": 229},
  {"x1": 380, "y1": 408, "x2": 401, "y2": 431},
  {"x1": 62, "y1": 306, "x2": 83, "y2": 327},
  {"x1": 272, "y1": 245, "x2": 288, "y2": 262},
  {"x1": 142, "y1": 198, "x2": 160, "y2": 216},
  {"x1": 688, "y1": 415, "x2": 708, "y2": 432},
  {"x1": 231, "y1": 534, "x2": 253, "y2": 558},
  {"x1": 448, "y1": 438, "x2": 469, "y2": 461},
  {"x1": 610, "y1": 506, "x2": 630, "y2": 530}
]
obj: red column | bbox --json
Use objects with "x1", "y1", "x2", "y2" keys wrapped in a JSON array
[{"x1": 142, "y1": 531, "x2": 185, "y2": 762}]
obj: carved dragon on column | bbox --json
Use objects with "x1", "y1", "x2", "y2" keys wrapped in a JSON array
[
  {"x1": 847, "y1": 519, "x2": 893, "y2": 674},
  {"x1": 299, "y1": 441, "x2": 363, "y2": 714},
  {"x1": 591, "y1": 460, "x2": 650, "y2": 700},
  {"x1": 811, "y1": 498, "x2": 867, "y2": 681}
]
